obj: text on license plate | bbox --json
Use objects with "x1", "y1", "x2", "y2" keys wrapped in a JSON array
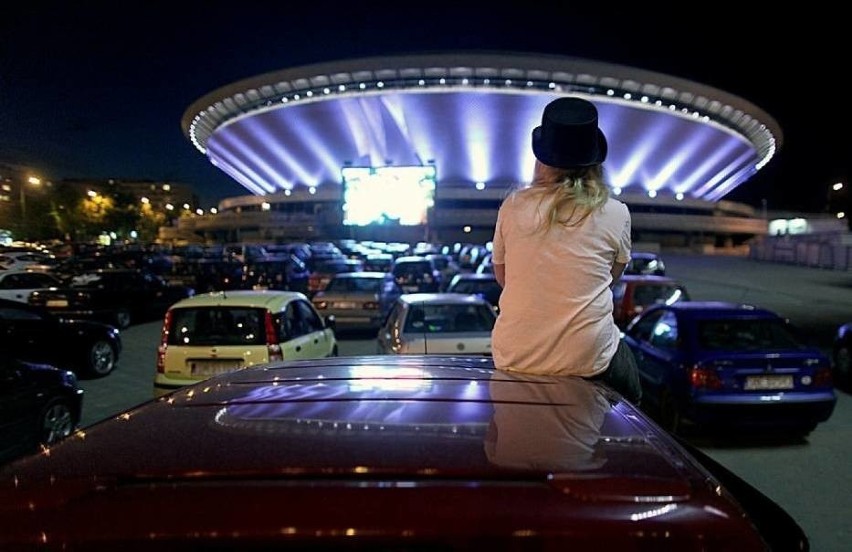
[
  {"x1": 190, "y1": 360, "x2": 243, "y2": 377},
  {"x1": 333, "y1": 301, "x2": 358, "y2": 309},
  {"x1": 46, "y1": 299, "x2": 68, "y2": 307},
  {"x1": 744, "y1": 375, "x2": 794, "y2": 390}
]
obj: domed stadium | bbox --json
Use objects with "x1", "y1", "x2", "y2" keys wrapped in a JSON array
[{"x1": 177, "y1": 52, "x2": 781, "y2": 248}]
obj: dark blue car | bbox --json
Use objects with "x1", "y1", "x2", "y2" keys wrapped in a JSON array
[{"x1": 622, "y1": 301, "x2": 836, "y2": 436}]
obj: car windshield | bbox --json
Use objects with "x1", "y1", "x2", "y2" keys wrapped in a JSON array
[
  {"x1": 697, "y1": 319, "x2": 803, "y2": 351},
  {"x1": 168, "y1": 307, "x2": 266, "y2": 346}
]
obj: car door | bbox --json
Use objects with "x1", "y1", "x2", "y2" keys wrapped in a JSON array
[
  {"x1": 629, "y1": 309, "x2": 682, "y2": 404},
  {"x1": 0, "y1": 303, "x2": 58, "y2": 368},
  {"x1": 0, "y1": 357, "x2": 33, "y2": 461},
  {"x1": 293, "y1": 299, "x2": 335, "y2": 358},
  {"x1": 0, "y1": 272, "x2": 60, "y2": 303},
  {"x1": 277, "y1": 300, "x2": 332, "y2": 360}
]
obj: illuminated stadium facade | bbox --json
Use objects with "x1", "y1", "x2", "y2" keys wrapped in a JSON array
[{"x1": 177, "y1": 52, "x2": 782, "y2": 247}]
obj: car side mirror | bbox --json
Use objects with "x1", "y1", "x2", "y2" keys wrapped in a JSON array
[{"x1": 324, "y1": 314, "x2": 337, "y2": 333}]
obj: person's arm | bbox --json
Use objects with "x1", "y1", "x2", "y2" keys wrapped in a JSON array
[
  {"x1": 494, "y1": 263, "x2": 506, "y2": 288},
  {"x1": 610, "y1": 261, "x2": 626, "y2": 288}
]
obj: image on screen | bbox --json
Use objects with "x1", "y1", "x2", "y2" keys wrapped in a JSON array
[{"x1": 341, "y1": 165, "x2": 436, "y2": 226}]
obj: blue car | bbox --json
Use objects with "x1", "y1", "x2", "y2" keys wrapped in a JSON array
[{"x1": 622, "y1": 301, "x2": 836, "y2": 436}]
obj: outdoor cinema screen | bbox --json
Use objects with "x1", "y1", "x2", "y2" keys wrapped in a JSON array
[{"x1": 341, "y1": 165, "x2": 436, "y2": 226}]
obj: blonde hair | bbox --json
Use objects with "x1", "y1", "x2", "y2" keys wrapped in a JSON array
[{"x1": 519, "y1": 162, "x2": 610, "y2": 233}]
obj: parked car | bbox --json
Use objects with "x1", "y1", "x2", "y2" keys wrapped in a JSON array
[
  {"x1": 625, "y1": 251, "x2": 666, "y2": 276},
  {"x1": 28, "y1": 268, "x2": 195, "y2": 329},
  {"x1": 0, "y1": 355, "x2": 83, "y2": 464},
  {"x1": 153, "y1": 290, "x2": 338, "y2": 397},
  {"x1": 0, "y1": 355, "x2": 807, "y2": 550},
  {"x1": 377, "y1": 293, "x2": 496, "y2": 355},
  {"x1": 0, "y1": 298, "x2": 121, "y2": 378},
  {"x1": 0, "y1": 269, "x2": 63, "y2": 303},
  {"x1": 445, "y1": 272, "x2": 502, "y2": 311},
  {"x1": 390, "y1": 255, "x2": 442, "y2": 293},
  {"x1": 307, "y1": 258, "x2": 364, "y2": 296},
  {"x1": 0, "y1": 250, "x2": 57, "y2": 271},
  {"x1": 832, "y1": 321, "x2": 851, "y2": 385},
  {"x1": 612, "y1": 274, "x2": 690, "y2": 328},
  {"x1": 622, "y1": 301, "x2": 837, "y2": 435},
  {"x1": 311, "y1": 272, "x2": 402, "y2": 332}
]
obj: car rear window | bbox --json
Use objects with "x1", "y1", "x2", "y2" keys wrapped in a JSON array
[
  {"x1": 168, "y1": 307, "x2": 267, "y2": 346},
  {"x1": 393, "y1": 261, "x2": 431, "y2": 276},
  {"x1": 633, "y1": 284, "x2": 687, "y2": 307},
  {"x1": 404, "y1": 303, "x2": 496, "y2": 333},
  {"x1": 697, "y1": 319, "x2": 802, "y2": 351},
  {"x1": 325, "y1": 277, "x2": 382, "y2": 293}
]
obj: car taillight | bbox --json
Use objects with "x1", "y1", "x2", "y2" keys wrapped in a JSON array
[
  {"x1": 812, "y1": 366, "x2": 834, "y2": 387},
  {"x1": 313, "y1": 301, "x2": 328, "y2": 309},
  {"x1": 363, "y1": 301, "x2": 379, "y2": 310},
  {"x1": 264, "y1": 310, "x2": 283, "y2": 362},
  {"x1": 156, "y1": 309, "x2": 172, "y2": 374},
  {"x1": 690, "y1": 363, "x2": 722, "y2": 390}
]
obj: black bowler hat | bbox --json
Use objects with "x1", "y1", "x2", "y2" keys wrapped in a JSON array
[{"x1": 531, "y1": 97, "x2": 608, "y2": 168}]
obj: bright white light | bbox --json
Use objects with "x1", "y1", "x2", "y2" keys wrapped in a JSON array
[
  {"x1": 196, "y1": 208, "x2": 203, "y2": 215},
  {"x1": 284, "y1": 189, "x2": 291, "y2": 196},
  {"x1": 475, "y1": 182, "x2": 485, "y2": 190},
  {"x1": 606, "y1": 89, "x2": 614, "y2": 96},
  {"x1": 418, "y1": 79, "x2": 425, "y2": 86},
  {"x1": 210, "y1": 207, "x2": 218, "y2": 214},
  {"x1": 623, "y1": 93, "x2": 632, "y2": 100},
  {"x1": 483, "y1": 78, "x2": 490, "y2": 85},
  {"x1": 463, "y1": 226, "x2": 472, "y2": 233},
  {"x1": 162, "y1": 184, "x2": 171, "y2": 191},
  {"x1": 182, "y1": 203, "x2": 190, "y2": 210},
  {"x1": 612, "y1": 187, "x2": 622, "y2": 196},
  {"x1": 648, "y1": 190, "x2": 657, "y2": 198},
  {"x1": 526, "y1": 80, "x2": 533, "y2": 87},
  {"x1": 130, "y1": 230, "x2": 138, "y2": 238},
  {"x1": 306, "y1": 90, "x2": 313, "y2": 97},
  {"x1": 439, "y1": 78, "x2": 446, "y2": 84},
  {"x1": 308, "y1": 186, "x2": 317, "y2": 194},
  {"x1": 548, "y1": 82, "x2": 556, "y2": 89},
  {"x1": 87, "y1": 190, "x2": 97, "y2": 197},
  {"x1": 377, "y1": 81, "x2": 384, "y2": 88},
  {"x1": 462, "y1": 78, "x2": 469, "y2": 85},
  {"x1": 323, "y1": 88, "x2": 330, "y2": 94},
  {"x1": 505, "y1": 79, "x2": 512, "y2": 85},
  {"x1": 165, "y1": 203, "x2": 174, "y2": 210},
  {"x1": 641, "y1": 96, "x2": 649, "y2": 103},
  {"x1": 338, "y1": 84, "x2": 346, "y2": 92},
  {"x1": 261, "y1": 202, "x2": 271, "y2": 211},
  {"x1": 358, "y1": 84, "x2": 365, "y2": 90},
  {"x1": 140, "y1": 197, "x2": 149, "y2": 204},
  {"x1": 676, "y1": 192, "x2": 684, "y2": 200},
  {"x1": 838, "y1": 212, "x2": 846, "y2": 219},
  {"x1": 833, "y1": 182, "x2": 844, "y2": 191}
]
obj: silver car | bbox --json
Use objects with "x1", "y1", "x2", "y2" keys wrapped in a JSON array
[
  {"x1": 377, "y1": 293, "x2": 496, "y2": 355},
  {"x1": 312, "y1": 272, "x2": 402, "y2": 332}
]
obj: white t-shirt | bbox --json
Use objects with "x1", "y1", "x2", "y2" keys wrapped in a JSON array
[{"x1": 491, "y1": 191, "x2": 631, "y2": 377}]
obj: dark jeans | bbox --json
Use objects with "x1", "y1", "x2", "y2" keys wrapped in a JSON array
[{"x1": 589, "y1": 339, "x2": 642, "y2": 405}]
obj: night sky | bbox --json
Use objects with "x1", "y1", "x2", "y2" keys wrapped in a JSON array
[{"x1": 2, "y1": 2, "x2": 848, "y2": 212}]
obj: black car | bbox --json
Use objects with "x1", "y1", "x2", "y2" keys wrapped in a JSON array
[
  {"x1": 0, "y1": 298, "x2": 122, "y2": 377},
  {"x1": 0, "y1": 355, "x2": 83, "y2": 464},
  {"x1": 28, "y1": 268, "x2": 194, "y2": 329}
]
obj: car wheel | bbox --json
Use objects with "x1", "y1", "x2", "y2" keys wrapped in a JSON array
[
  {"x1": 114, "y1": 308, "x2": 132, "y2": 329},
  {"x1": 658, "y1": 390, "x2": 682, "y2": 435},
  {"x1": 834, "y1": 345, "x2": 850, "y2": 384},
  {"x1": 38, "y1": 399, "x2": 75, "y2": 446},
  {"x1": 87, "y1": 340, "x2": 117, "y2": 377}
]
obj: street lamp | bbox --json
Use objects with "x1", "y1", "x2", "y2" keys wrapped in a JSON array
[{"x1": 19, "y1": 176, "x2": 41, "y2": 237}]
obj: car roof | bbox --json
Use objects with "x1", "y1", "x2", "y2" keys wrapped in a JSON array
[
  {"x1": 618, "y1": 274, "x2": 680, "y2": 284},
  {"x1": 329, "y1": 271, "x2": 390, "y2": 279},
  {"x1": 168, "y1": 289, "x2": 307, "y2": 310},
  {"x1": 0, "y1": 356, "x2": 695, "y2": 481},
  {"x1": 399, "y1": 292, "x2": 491, "y2": 305},
  {"x1": 451, "y1": 273, "x2": 497, "y2": 281},
  {"x1": 652, "y1": 301, "x2": 777, "y2": 318}
]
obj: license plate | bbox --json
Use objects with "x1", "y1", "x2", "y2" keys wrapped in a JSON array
[
  {"x1": 46, "y1": 299, "x2": 69, "y2": 307},
  {"x1": 744, "y1": 375, "x2": 794, "y2": 390},
  {"x1": 333, "y1": 301, "x2": 357, "y2": 309},
  {"x1": 190, "y1": 360, "x2": 243, "y2": 377},
  {"x1": 403, "y1": 286, "x2": 419, "y2": 292}
]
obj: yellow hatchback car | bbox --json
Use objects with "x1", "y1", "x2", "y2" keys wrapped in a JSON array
[{"x1": 154, "y1": 290, "x2": 338, "y2": 397}]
